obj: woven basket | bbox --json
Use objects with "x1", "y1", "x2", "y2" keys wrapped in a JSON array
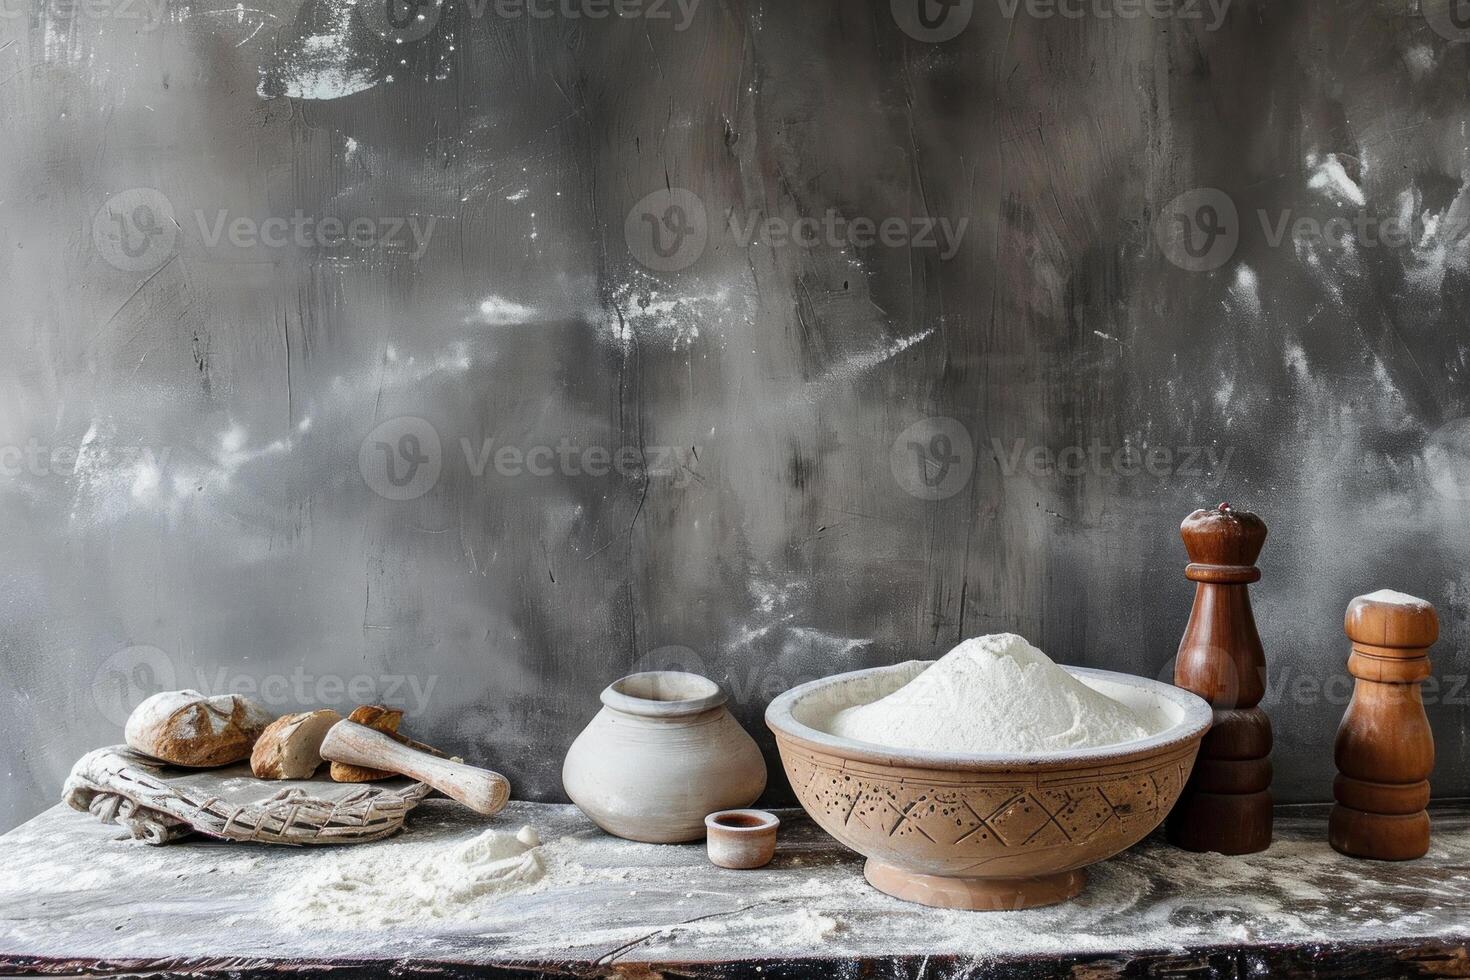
[{"x1": 63, "y1": 746, "x2": 432, "y2": 846}]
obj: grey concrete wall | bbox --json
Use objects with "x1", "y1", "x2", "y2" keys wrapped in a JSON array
[{"x1": 1, "y1": 0, "x2": 1467, "y2": 833}]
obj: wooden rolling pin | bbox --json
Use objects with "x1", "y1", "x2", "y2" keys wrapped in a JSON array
[{"x1": 320, "y1": 721, "x2": 511, "y2": 816}]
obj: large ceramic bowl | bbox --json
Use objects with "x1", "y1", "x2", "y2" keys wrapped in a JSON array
[{"x1": 766, "y1": 662, "x2": 1212, "y2": 910}]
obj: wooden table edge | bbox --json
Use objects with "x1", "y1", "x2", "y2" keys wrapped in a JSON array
[{"x1": 2, "y1": 934, "x2": 1468, "y2": 979}]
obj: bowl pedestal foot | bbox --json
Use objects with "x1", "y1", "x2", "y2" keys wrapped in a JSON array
[{"x1": 863, "y1": 859, "x2": 1086, "y2": 910}]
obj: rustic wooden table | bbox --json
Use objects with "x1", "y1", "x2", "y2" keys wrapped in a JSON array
[{"x1": 0, "y1": 799, "x2": 1466, "y2": 978}]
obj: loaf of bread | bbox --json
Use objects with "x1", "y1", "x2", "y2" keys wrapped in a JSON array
[
  {"x1": 124, "y1": 690, "x2": 274, "y2": 768},
  {"x1": 250, "y1": 708, "x2": 342, "y2": 779}
]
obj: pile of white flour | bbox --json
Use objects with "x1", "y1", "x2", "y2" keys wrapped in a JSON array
[
  {"x1": 1361, "y1": 588, "x2": 1430, "y2": 607},
  {"x1": 272, "y1": 825, "x2": 545, "y2": 926},
  {"x1": 828, "y1": 633, "x2": 1152, "y2": 754}
]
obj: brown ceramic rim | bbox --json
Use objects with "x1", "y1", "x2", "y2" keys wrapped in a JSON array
[
  {"x1": 765, "y1": 663, "x2": 1212, "y2": 773},
  {"x1": 602, "y1": 671, "x2": 728, "y2": 718},
  {"x1": 704, "y1": 808, "x2": 781, "y2": 833}
]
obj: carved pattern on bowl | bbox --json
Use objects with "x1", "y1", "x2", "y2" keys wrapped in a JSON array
[{"x1": 777, "y1": 737, "x2": 1198, "y2": 875}]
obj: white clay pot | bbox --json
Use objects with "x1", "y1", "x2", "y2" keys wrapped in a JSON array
[{"x1": 562, "y1": 671, "x2": 768, "y2": 843}]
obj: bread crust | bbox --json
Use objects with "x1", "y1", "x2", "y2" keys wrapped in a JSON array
[{"x1": 124, "y1": 691, "x2": 274, "y2": 768}]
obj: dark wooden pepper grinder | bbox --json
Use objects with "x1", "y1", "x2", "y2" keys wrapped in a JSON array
[
  {"x1": 1330, "y1": 590, "x2": 1438, "y2": 860},
  {"x1": 1165, "y1": 503, "x2": 1274, "y2": 854}
]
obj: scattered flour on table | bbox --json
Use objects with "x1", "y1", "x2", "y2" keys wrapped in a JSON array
[
  {"x1": 3, "y1": 800, "x2": 1452, "y2": 961},
  {"x1": 828, "y1": 633, "x2": 1152, "y2": 754},
  {"x1": 272, "y1": 825, "x2": 546, "y2": 926},
  {"x1": 260, "y1": 822, "x2": 852, "y2": 943},
  {"x1": 780, "y1": 908, "x2": 841, "y2": 942}
]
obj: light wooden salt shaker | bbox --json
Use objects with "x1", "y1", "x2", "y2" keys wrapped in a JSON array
[{"x1": 1330, "y1": 590, "x2": 1437, "y2": 861}]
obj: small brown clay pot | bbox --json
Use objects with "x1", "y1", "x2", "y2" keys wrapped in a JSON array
[{"x1": 704, "y1": 809, "x2": 780, "y2": 869}]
